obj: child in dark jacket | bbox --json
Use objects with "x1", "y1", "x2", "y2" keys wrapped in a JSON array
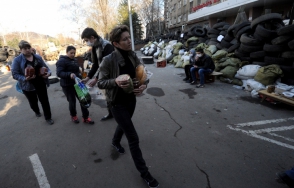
[{"x1": 56, "y1": 46, "x2": 94, "y2": 124}]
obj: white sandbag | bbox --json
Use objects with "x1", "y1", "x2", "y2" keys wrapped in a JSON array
[
  {"x1": 275, "y1": 82, "x2": 294, "y2": 91},
  {"x1": 237, "y1": 65, "x2": 261, "y2": 77},
  {"x1": 251, "y1": 90, "x2": 259, "y2": 98},
  {"x1": 179, "y1": 49, "x2": 185, "y2": 55},
  {"x1": 150, "y1": 44, "x2": 155, "y2": 48},
  {"x1": 242, "y1": 80, "x2": 250, "y2": 91},
  {"x1": 169, "y1": 40, "x2": 177, "y2": 46},
  {"x1": 235, "y1": 73, "x2": 253, "y2": 80},
  {"x1": 246, "y1": 79, "x2": 266, "y2": 91},
  {"x1": 148, "y1": 47, "x2": 154, "y2": 54}
]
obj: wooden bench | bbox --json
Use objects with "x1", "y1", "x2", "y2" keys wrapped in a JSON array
[
  {"x1": 195, "y1": 71, "x2": 223, "y2": 83},
  {"x1": 258, "y1": 89, "x2": 294, "y2": 107}
]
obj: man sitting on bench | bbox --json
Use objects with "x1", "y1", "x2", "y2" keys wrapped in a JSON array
[{"x1": 190, "y1": 48, "x2": 215, "y2": 88}]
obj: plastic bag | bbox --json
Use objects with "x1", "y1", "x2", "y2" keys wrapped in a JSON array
[
  {"x1": 74, "y1": 77, "x2": 91, "y2": 108},
  {"x1": 16, "y1": 81, "x2": 23, "y2": 94}
]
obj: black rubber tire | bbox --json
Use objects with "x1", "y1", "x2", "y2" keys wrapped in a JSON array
[
  {"x1": 239, "y1": 43, "x2": 263, "y2": 53},
  {"x1": 239, "y1": 57, "x2": 251, "y2": 62},
  {"x1": 277, "y1": 24, "x2": 294, "y2": 36},
  {"x1": 233, "y1": 22, "x2": 251, "y2": 37},
  {"x1": 281, "y1": 51, "x2": 294, "y2": 59},
  {"x1": 207, "y1": 28, "x2": 220, "y2": 35},
  {"x1": 234, "y1": 49, "x2": 249, "y2": 58},
  {"x1": 212, "y1": 22, "x2": 229, "y2": 29},
  {"x1": 253, "y1": 32, "x2": 269, "y2": 42},
  {"x1": 198, "y1": 37, "x2": 206, "y2": 43},
  {"x1": 207, "y1": 34, "x2": 219, "y2": 38},
  {"x1": 190, "y1": 25, "x2": 202, "y2": 32},
  {"x1": 279, "y1": 65, "x2": 294, "y2": 79},
  {"x1": 235, "y1": 26, "x2": 252, "y2": 40},
  {"x1": 263, "y1": 44, "x2": 288, "y2": 52},
  {"x1": 222, "y1": 25, "x2": 230, "y2": 30},
  {"x1": 240, "y1": 33, "x2": 263, "y2": 46},
  {"x1": 219, "y1": 31, "x2": 227, "y2": 36},
  {"x1": 271, "y1": 35, "x2": 294, "y2": 45},
  {"x1": 193, "y1": 28, "x2": 206, "y2": 37},
  {"x1": 288, "y1": 39, "x2": 294, "y2": 50},
  {"x1": 264, "y1": 56, "x2": 286, "y2": 64},
  {"x1": 7, "y1": 48, "x2": 16, "y2": 56},
  {"x1": 210, "y1": 38, "x2": 218, "y2": 42},
  {"x1": 227, "y1": 24, "x2": 238, "y2": 37},
  {"x1": 230, "y1": 38, "x2": 238, "y2": 45},
  {"x1": 255, "y1": 24, "x2": 277, "y2": 39},
  {"x1": 221, "y1": 39, "x2": 232, "y2": 48},
  {"x1": 250, "y1": 51, "x2": 265, "y2": 59},
  {"x1": 224, "y1": 34, "x2": 234, "y2": 42},
  {"x1": 252, "y1": 61, "x2": 269, "y2": 67},
  {"x1": 281, "y1": 78, "x2": 294, "y2": 85},
  {"x1": 207, "y1": 41, "x2": 219, "y2": 45},
  {"x1": 227, "y1": 43, "x2": 240, "y2": 53},
  {"x1": 216, "y1": 43, "x2": 223, "y2": 50},
  {"x1": 0, "y1": 49, "x2": 7, "y2": 62},
  {"x1": 251, "y1": 13, "x2": 283, "y2": 29}
]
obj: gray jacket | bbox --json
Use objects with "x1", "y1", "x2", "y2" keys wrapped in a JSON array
[
  {"x1": 97, "y1": 49, "x2": 148, "y2": 103},
  {"x1": 11, "y1": 54, "x2": 51, "y2": 91}
]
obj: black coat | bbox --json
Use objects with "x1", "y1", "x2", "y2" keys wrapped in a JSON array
[
  {"x1": 56, "y1": 55, "x2": 81, "y2": 87},
  {"x1": 195, "y1": 54, "x2": 215, "y2": 70}
]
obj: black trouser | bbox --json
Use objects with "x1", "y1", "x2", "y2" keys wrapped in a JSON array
[
  {"x1": 106, "y1": 101, "x2": 113, "y2": 116},
  {"x1": 23, "y1": 82, "x2": 51, "y2": 120},
  {"x1": 111, "y1": 101, "x2": 149, "y2": 178},
  {"x1": 184, "y1": 64, "x2": 193, "y2": 80},
  {"x1": 62, "y1": 85, "x2": 89, "y2": 118}
]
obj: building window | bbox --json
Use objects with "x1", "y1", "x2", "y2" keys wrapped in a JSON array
[
  {"x1": 178, "y1": 16, "x2": 182, "y2": 23},
  {"x1": 173, "y1": 3, "x2": 176, "y2": 10},
  {"x1": 183, "y1": 14, "x2": 186, "y2": 22},
  {"x1": 174, "y1": 17, "x2": 176, "y2": 24},
  {"x1": 178, "y1": 1, "x2": 182, "y2": 9},
  {"x1": 183, "y1": 0, "x2": 187, "y2": 5},
  {"x1": 189, "y1": 1, "x2": 193, "y2": 13},
  {"x1": 197, "y1": 0, "x2": 201, "y2": 5}
]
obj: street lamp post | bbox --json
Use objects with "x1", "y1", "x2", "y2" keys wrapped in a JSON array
[{"x1": 128, "y1": 0, "x2": 135, "y2": 51}]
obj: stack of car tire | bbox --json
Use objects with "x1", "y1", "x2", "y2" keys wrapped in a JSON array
[{"x1": 0, "y1": 47, "x2": 8, "y2": 66}]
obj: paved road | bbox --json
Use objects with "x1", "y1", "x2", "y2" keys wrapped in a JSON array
[{"x1": 0, "y1": 53, "x2": 294, "y2": 188}]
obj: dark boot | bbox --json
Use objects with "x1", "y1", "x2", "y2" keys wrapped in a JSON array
[{"x1": 100, "y1": 108, "x2": 113, "y2": 121}]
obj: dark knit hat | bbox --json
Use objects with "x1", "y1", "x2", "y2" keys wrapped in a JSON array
[{"x1": 18, "y1": 40, "x2": 31, "y2": 49}]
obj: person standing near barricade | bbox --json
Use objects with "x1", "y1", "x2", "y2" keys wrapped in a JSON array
[
  {"x1": 98, "y1": 25, "x2": 159, "y2": 188},
  {"x1": 56, "y1": 45, "x2": 94, "y2": 124},
  {"x1": 81, "y1": 27, "x2": 115, "y2": 121},
  {"x1": 11, "y1": 40, "x2": 54, "y2": 125}
]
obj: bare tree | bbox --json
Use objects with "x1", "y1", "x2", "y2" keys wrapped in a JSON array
[
  {"x1": 86, "y1": 0, "x2": 119, "y2": 38},
  {"x1": 60, "y1": 0, "x2": 87, "y2": 43},
  {"x1": 134, "y1": 0, "x2": 164, "y2": 37}
]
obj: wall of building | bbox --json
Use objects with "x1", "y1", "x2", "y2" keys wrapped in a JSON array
[{"x1": 164, "y1": 0, "x2": 293, "y2": 34}]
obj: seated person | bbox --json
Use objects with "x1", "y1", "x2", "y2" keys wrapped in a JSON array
[
  {"x1": 190, "y1": 48, "x2": 215, "y2": 88},
  {"x1": 183, "y1": 49, "x2": 196, "y2": 83}
]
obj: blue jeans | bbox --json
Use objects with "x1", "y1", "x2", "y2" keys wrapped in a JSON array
[{"x1": 190, "y1": 68, "x2": 213, "y2": 85}]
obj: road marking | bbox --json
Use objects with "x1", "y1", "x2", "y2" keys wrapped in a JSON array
[
  {"x1": 228, "y1": 117, "x2": 294, "y2": 151},
  {"x1": 268, "y1": 133, "x2": 294, "y2": 143},
  {"x1": 29, "y1": 153, "x2": 50, "y2": 188},
  {"x1": 235, "y1": 117, "x2": 294, "y2": 127}
]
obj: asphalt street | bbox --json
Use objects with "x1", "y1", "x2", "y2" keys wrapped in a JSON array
[{"x1": 0, "y1": 52, "x2": 294, "y2": 188}]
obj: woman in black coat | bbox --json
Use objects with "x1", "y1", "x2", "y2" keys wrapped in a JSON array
[{"x1": 56, "y1": 46, "x2": 94, "y2": 124}]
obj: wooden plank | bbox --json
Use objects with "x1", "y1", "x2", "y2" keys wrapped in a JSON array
[{"x1": 258, "y1": 90, "x2": 294, "y2": 107}]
